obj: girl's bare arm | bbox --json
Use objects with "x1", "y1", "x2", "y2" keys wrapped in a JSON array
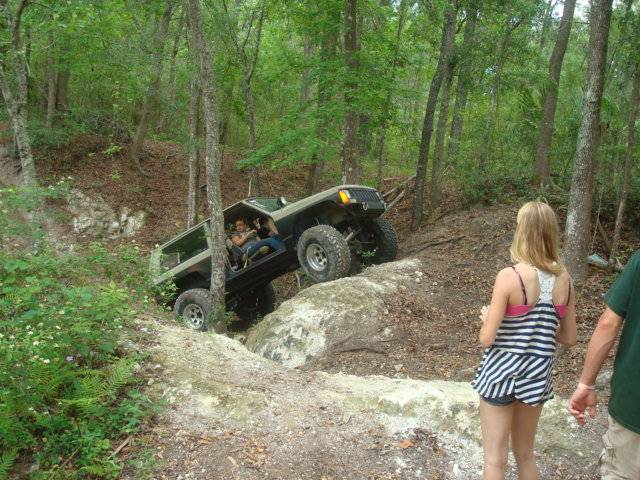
[{"x1": 479, "y1": 268, "x2": 511, "y2": 348}]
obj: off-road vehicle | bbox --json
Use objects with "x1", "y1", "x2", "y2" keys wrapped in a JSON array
[{"x1": 150, "y1": 184, "x2": 399, "y2": 330}]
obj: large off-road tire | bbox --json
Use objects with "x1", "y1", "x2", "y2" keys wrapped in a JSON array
[
  {"x1": 362, "y1": 217, "x2": 399, "y2": 264},
  {"x1": 233, "y1": 283, "x2": 276, "y2": 329},
  {"x1": 297, "y1": 225, "x2": 351, "y2": 283},
  {"x1": 173, "y1": 288, "x2": 211, "y2": 331}
]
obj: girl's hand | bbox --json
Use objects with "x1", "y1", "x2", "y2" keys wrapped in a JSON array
[{"x1": 479, "y1": 305, "x2": 489, "y2": 324}]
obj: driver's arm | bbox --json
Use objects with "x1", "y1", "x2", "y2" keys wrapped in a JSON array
[
  {"x1": 231, "y1": 234, "x2": 244, "y2": 246},
  {"x1": 231, "y1": 231, "x2": 252, "y2": 246}
]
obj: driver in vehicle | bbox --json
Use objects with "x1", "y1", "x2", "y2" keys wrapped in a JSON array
[{"x1": 231, "y1": 217, "x2": 285, "y2": 257}]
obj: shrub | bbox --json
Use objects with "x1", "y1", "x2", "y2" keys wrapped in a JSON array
[{"x1": 0, "y1": 187, "x2": 157, "y2": 479}]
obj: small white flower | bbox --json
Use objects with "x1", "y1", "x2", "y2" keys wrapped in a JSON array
[
  {"x1": 32, "y1": 340, "x2": 40, "y2": 346},
  {"x1": 42, "y1": 359, "x2": 50, "y2": 364},
  {"x1": 8, "y1": 335, "x2": 14, "y2": 340},
  {"x1": 0, "y1": 333, "x2": 3, "y2": 339},
  {"x1": 27, "y1": 331, "x2": 33, "y2": 335},
  {"x1": 55, "y1": 325, "x2": 61, "y2": 330}
]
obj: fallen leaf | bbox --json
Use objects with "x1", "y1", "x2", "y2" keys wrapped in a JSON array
[{"x1": 398, "y1": 439, "x2": 414, "y2": 449}]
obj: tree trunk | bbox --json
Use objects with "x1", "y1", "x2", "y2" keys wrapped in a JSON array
[
  {"x1": 533, "y1": 0, "x2": 577, "y2": 187},
  {"x1": 45, "y1": 31, "x2": 56, "y2": 128},
  {"x1": 0, "y1": 52, "x2": 35, "y2": 188},
  {"x1": 479, "y1": 18, "x2": 520, "y2": 173},
  {"x1": 430, "y1": 59, "x2": 454, "y2": 208},
  {"x1": 375, "y1": 0, "x2": 408, "y2": 188},
  {"x1": 300, "y1": 39, "x2": 313, "y2": 109},
  {"x1": 55, "y1": 68, "x2": 69, "y2": 113},
  {"x1": 167, "y1": 12, "x2": 185, "y2": 106},
  {"x1": 447, "y1": 8, "x2": 477, "y2": 164},
  {"x1": 222, "y1": 1, "x2": 265, "y2": 196},
  {"x1": 187, "y1": 76, "x2": 201, "y2": 228},
  {"x1": 411, "y1": 0, "x2": 457, "y2": 230},
  {"x1": 609, "y1": 68, "x2": 639, "y2": 264},
  {"x1": 300, "y1": 39, "x2": 322, "y2": 196},
  {"x1": 158, "y1": 12, "x2": 185, "y2": 132},
  {"x1": 306, "y1": 11, "x2": 339, "y2": 195},
  {"x1": 186, "y1": 0, "x2": 226, "y2": 312},
  {"x1": 130, "y1": 2, "x2": 174, "y2": 177},
  {"x1": 0, "y1": 71, "x2": 36, "y2": 187},
  {"x1": 242, "y1": 74, "x2": 260, "y2": 195},
  {"x1": 562, "y1": 0, "x2": 613, "y2": 282},
  {"x1": 0, "y1": 1, "x2": 37, "y2": 191},
  {"x1": 340, "y1": 0, "x2": 360, "y2": 184}
]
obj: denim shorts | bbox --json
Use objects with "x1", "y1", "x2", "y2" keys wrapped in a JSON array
[{"x1": 481, "y1": 393, "x2": 516, "y2": 406}]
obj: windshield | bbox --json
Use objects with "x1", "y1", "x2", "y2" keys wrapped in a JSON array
[{"x1": 246, "y1": 197, "x2": 282, "y2": 212}]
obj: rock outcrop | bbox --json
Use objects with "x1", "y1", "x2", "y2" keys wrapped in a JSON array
[
  {"x1": 139, "y1": 314, "x2": 604, "y2": 480},
  {"x1": 66, "y1": 188, "x2": 145, "y2": 239},
  {"x1": 245, "y1": 259, "x2": 425, "y2": 367}
]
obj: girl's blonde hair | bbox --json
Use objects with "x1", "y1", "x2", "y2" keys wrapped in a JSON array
[{"x1": 510, "y1": 201, "x2": 563, "y2": 275}]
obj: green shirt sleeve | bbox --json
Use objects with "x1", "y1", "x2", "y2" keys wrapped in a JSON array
[{"x1": 605, "y1": 250, "x2": 640, "y2": 318}]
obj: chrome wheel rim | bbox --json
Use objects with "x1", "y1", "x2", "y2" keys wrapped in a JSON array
[
  {"x1": 306, "y1": 243, "x2": 328, "y2": 271},
  {"x1": 183, "y1": 304, "x2": 205, "y2": 329}
]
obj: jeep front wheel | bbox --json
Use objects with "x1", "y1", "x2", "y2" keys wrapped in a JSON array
[
  {"x1": 297, "y1": 225, "x2": 351, "y2": 283},
  {"x1": 173, "y1": 288, "x2": 211, "y2": 331},
  {"x1": 361, "y1": 217, "x2": 399, "y2": 264}
]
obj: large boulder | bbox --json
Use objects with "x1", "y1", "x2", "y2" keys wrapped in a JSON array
[{"x1": 245, "y1": 259, "x2": 425, "y2": 367}]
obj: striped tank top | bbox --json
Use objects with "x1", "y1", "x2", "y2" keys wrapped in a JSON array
[{"x1": 471, "y1": 268, "x2": 562, "y2": 406}]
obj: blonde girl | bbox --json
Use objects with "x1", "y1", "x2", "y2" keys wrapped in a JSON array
[{"x1": 472, "y1": 201, "x2": 577, "y2": 480}]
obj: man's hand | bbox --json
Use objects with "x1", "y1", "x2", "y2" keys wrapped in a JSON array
[
  {"x1": 244, "y1": 229, "x2": 257, "y2": 239},
  {"x1": 568, "y1": 386, "x2": 598, "y2": 426}
]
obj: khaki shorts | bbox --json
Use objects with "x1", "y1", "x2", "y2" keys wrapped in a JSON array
[{"x1": 600, "y1": 415, "x2": 640, "y2": 480}]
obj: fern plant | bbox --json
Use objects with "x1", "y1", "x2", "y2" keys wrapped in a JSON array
[{"x1": 0, "y1": 187, "x2": 157, "y2": 479}]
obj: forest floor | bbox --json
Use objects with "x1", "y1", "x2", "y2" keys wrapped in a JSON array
[{"x1": 36, "y1": 137, "x2": 638, "y2": 479}]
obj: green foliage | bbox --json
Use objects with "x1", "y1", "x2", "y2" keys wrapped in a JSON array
[
  {"x1": 3, "y1": 0, "x2": 640, "y2": 216},
  {"x1": 0, "y1": 188, "x2": 157, "y2": 479}
]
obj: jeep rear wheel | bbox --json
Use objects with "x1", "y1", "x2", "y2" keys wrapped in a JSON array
[
  {"x1": 173, "y1": 288, "x2": 211, "y2": 331},
  {"x1": 297, "y1": 225, "x2": 351, "y2": 283},
  {"x1": 233, "y1": 283, "x2": 276, "y2": 329},
  {"x1": 360, "y1": 217, "x2": 399, "y2": 264}
]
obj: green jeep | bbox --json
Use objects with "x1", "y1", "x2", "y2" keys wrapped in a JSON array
[{"x1": 150, "y1": 184, "x2": 399, "y2": 330}]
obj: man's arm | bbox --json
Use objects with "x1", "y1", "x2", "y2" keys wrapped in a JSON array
[
  {"x1": 231, "y1": 230, "x2": 256, "y2": 247},
  {"x1": 568, "y1": 307, "x2": 623, "y2": 425}
]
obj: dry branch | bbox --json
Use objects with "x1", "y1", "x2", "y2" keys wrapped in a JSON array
[
  {"x1": 382, "y1": 174, "x2": 415, "y2": 200},
  {"x1": 406, "y1": 235, "x2": 465, "y2": 255},
  {"x1": 108, "y1": 435, "x2": 133, "y2": 459}
]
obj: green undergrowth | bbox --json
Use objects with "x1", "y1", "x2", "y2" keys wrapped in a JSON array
[{"x1": 0, "y1": 186, "x2": 160, "y2": 479}]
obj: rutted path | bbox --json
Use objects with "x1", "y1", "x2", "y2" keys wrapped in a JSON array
[{"x1": 129, "y1": 260, "x2": 604, "y2": 480}]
